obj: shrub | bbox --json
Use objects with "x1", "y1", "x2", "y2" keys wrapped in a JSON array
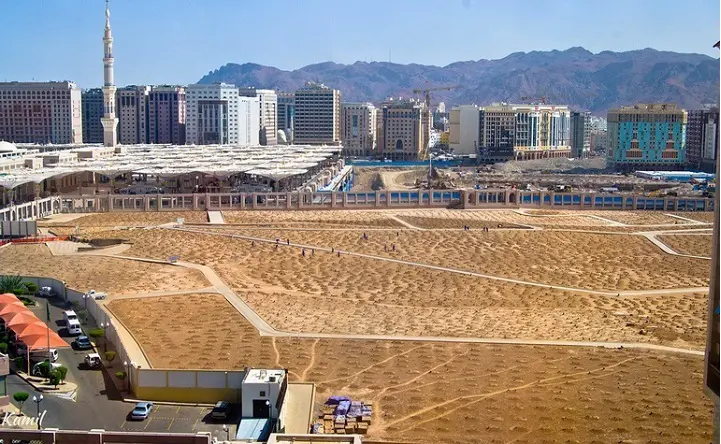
[
  {"x1": 0, "y1": 343, "x2": 8, "y2": 354},
  {"x1": 23, "y1": 282, "x2": 38, "y2": 295},
  {"x1": 104, "y1": 351, "x2": 117, "y2": 364},
  {"x1": 55, "y1": 365, "x2": 68, "y2": 383},
  {"x1": 0, "y1": 275, "x2": 26, "y2": 295},
  {"x1": 87, "y1": 328, "x2": 105, "y2": 340},
  {"x1": 115, "y1": 371, "x2": 127, "y2": 380},
  {"x1": 77, "y1": 310, "x2": 89, "y2": 325},
  {"x1": 18, "y1": 297, "x2": 35, "y2": 306},
  {"x1": 35, "y1": 360, "x2": 51, "y2": 377},
  {"x1": 13, "y1": 392, "x2": 29, "y2": 413},
  {"x1": 48, "y1": 369, "x2": 61, "y2": 388}
]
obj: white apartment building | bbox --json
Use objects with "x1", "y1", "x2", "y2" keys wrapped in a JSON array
[
  {"x1": 293, "y1": 83, "x2": 341, "y2": 145},
  {"x1": 239, "y1": 88, "x2": 277, "y2": 145},
  {"x1": 116, "y1": 85, "x2": 150, "y2": 144},
  {"x1": 341, "y1": 103, "x2": 376, "y2": 157},
  {"x1": 0, "y1": 81, "x2": 83, "y2": 144},
  {"x1": 449, "y1": 105, "x2": 480, "y2": 155},
  {"x1": 185, "y1": 83, "x2": 259, "y2": 145}
]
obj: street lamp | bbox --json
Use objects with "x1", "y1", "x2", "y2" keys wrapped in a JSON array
[
  {"x1": 99, "y1": 321, "x2": 110, "y2": 353},
  {"x1": 266, "y1": 400, "x2": 272, "y2": 432},
  {"x1": 32, "y1": 394, "x2": 43, "y2": 430},
  {"x1": 82, "y1": 294, "x2": 89, "y2": 310},
  {"x1": 222, "y1": 424, "x2": 230, "y2": 441},
  {"x1": 123, "y1": 360, "x2": 136, "y2": 393}
]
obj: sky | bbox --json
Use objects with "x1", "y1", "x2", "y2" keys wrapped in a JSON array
[{"x1": 0, "y1": 0, "x2": 719, "y2": 88}]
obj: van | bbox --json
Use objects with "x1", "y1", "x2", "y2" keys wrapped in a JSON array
[
  {"x1": 84, "y1": 353, "x2": 101, "y2": 369},
  {"x1": 63, "y1": 310, "x2": 78, "y2": 326},
  {"x1": 66, "y1": 319, "x2": 82, "y2": 336},
  {"x1": 29, "y1": 349, "x2": 58, "y2": 363}
]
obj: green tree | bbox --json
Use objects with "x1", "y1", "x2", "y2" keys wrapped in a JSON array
[
  {"x1": 23, "y1": 282, "x2": 38, "y2": 295},
  {"x1": 0, "y1": 275, "x2": 26, "y2": 295},
  {"x1": 115, "y1": 371, "x2": 127, "y2": 380},
  {"x1": 35, "y1": 360, "x2": 51, "y2": 377},
  {"x1": 104, "y1": 351, "x2": 117, "y2": 365},
  {"x1": 13, "y1": 391, "x2": 29, "y2": 414},
  {"x1": 87, "y1": 328, "x2": 105, "y2": 340},
  {"x1": 0, "y1": 343, "x2": 8, "y2": 354},
  {"x1": 48, "y1": 369, "x2": 61, "y2": 389},
  {"x1": 55, "y1": 365, "x2": 68, "y2": 383}
]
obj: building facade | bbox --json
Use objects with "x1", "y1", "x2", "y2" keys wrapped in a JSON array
[
  {"x1": 185, "y1": 83, "x2": 260, "y2": 145},
  {"x1": 147, "y1": 86, "x2": 186, "y2": 145},
  {"x1": 449, "y1": 105, "x2": 479, "y2": 155},
  {"x1": 277, "y1": 92, "x2": 295, "y2": 143},
  {"x1": 478, "y1": 105, "x2": 516, "y2": 161},
  {"x1": 513, "y1": 104, "x2": 571, "y2": 159},
  {"x1": 590, "y1": 131, "x2": 607, "y2": 154},
  {"x1": 341, "y1": 103, "x2": 376, "y2": 157},
  {"x1": 607, "y1": 103, "x2": 687, "y2": 171},
  {"x1": 81, "y1": 88, "x2": 104, "y2": 144},
  {"x1": 570, "y1": 111, "x2": 591, "y2": 158},
  {"x1": 116, "y1": 85, "x2": 150, "y2": 144},
  {"x1": 379, "y1": 99, "x2": 424, "y2": 161},
  {"x1": 293, "y1": 83, "x2": 341, "y2": 145},
  {"x1": 0, "y1": 81, "x2": 83, "y2": 145},
  {"x1": 239, "y1": 88, "x2": 277, "y2": 145},
  {"x1": 687, "y1": 107, "x2": 719, "y2": 173}
]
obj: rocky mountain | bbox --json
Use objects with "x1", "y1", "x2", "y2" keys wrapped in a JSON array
[{"x1": 198, "y1": 47, "x2": 719, "y2": 114}]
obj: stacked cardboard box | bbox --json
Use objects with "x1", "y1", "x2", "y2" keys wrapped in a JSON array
[{"x1": 314, "y1": 399, "x2": 374, "y2": 435}]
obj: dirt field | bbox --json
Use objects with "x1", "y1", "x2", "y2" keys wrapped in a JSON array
[
  {"x1": 42, "y1": 211, "x2": 210, "y2": 227},
  {"x1": 222, "y1": 210, "x2": 403, "y2": 227},
  {"x1": 658, "y1": 234, "x2": 714, "y2": 257},
  {"x1": 108, "y1": 294, "x2": 714, "y2": 444},
  {"x1": 0, "y1": 244, "x2": 209, "y2": 294}
]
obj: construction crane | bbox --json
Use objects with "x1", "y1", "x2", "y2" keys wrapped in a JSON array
[
  {"x1": 412, "y1": 83, "x2": 462, "y2": 109},
  {"x1": 520, "y1": 96, "x2": 549, "y2": 105}
]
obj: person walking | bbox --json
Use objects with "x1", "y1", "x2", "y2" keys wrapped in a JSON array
[
  {"x1": 392, "y1": 244, "x2": 396, "y2": 252},
  {"x1": 287, "y1": 239, "x2": 290, "y2": 245},
  {"x1": 302, "y1": 248, "x2": 306, "y2": 257}
]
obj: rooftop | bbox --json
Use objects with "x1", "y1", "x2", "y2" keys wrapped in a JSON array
[{"x1": 244, "y1": 368, "x2": 286, "y2": 384}]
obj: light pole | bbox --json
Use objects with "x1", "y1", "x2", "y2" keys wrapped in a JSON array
[
  {"x1": 82, "y1": 294, "x2": 88, "y2": 310},
  {"x1": 123, "y1": 360, "x2": 135, "y2": 393},
  {"x1": 32, "y1": 394, "x2": 43, "y2": 429},
  {"x1": 222, "y1": 424, "x2": 230, "y2": 441},
  {"x1": 99, "y1": 321, "x2": 110, "y2": 353},
  {"x1": 266, "y1": 399, "x2": 272, "y2": 432}
]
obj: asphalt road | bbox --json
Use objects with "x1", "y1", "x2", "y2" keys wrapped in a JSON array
[{"x1": 6, "y1": 296, "x2": 235, "y2": 439}]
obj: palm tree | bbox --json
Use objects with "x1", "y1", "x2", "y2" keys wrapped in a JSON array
[{"x1": 0, "y1": 275, "x2": 26, "y2": 295}]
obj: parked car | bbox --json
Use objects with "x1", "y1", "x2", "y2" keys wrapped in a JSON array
[
  {"x1": 73, "y1": 336, "x2": 92, "y2": 350},
  {"x1": 85, "y1": 290, "x2": 107, "y2": 300},
  {"x1": 37, "y1": 287, "x2": 54, "y2": 298},
  {"x1": 66, "y1": 319, "x2": 82, "y2": 336},
  {"x1": 31, "y1": 360, "x2": 62, "y2": 377},
  {"x1": 211, "y1": 401, "x2": 230, "y2": 420},
  {"x1": 84, "y1": 353, "x2": 102, "y2": 369},
  {"x1": 129, "y1": 402, "x2": 153, "y2": 420},
  {"x1": 29, "y1": 349, "x2": 59, "y2": 362}
]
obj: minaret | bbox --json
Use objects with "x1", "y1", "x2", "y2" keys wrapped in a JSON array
[{"x1": 100, "y1": 0, "x2": 118, "y2": 147}]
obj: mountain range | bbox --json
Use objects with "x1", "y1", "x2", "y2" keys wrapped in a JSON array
[{"x1": 198, "y1": 47, "x2": 720, "y2": 114}]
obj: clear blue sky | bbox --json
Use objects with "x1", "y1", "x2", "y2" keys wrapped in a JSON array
[{"x1": 1, "y1": 0, "x2": 718, "y2": 88}]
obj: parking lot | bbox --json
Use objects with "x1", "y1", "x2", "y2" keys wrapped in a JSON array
[{"x1": 120, "y1": 404, "x2": 238, "y2": 438}]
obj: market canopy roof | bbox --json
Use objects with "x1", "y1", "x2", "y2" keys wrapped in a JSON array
[
  {"x1": 0, "y1": 302, "x2": 32, "y2": 319},
  {"x1": 6, "y1": 312, "x2": 41, "y2": 329},
  {"x1": 20, "y1": 331, "x2": 69, "y2": 350},
  {"x1": 13, "y1": 322, "x2": 48, "y2": 337},
  {"x1": 0, "y1": 294, "x2": 23, "y2": 305}
]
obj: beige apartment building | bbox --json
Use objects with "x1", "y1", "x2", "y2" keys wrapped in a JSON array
[
  {"x1": 293, "y1": 82, "x2": 341, "y2": 145},
  {"x1": 0, "y1": 81, "x2": 83, "y2": 144},
  {"x1": 341, "y1": 102, "x2": 376, "y2": 156},
  {"x1": 379, "y1": 98, "x2": 425, "y2": 161},
  {"x1": 116, "y1": 85, "x2": 150, "y2": 144}
]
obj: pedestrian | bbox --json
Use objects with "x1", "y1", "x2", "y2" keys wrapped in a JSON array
[
  {"x1": 251, "y1": 241, "x2": 255, "y2": 247},
  {"x1": 384, "y1": 245, "x2": 388, "y2": 252},
  {"x1": 302, "y1": 248, "x2": 306, "y2": 257},
  {"x1": 337, "y1": 251, "x2": 341, "y2": 257},
  {"x1": 331, "y1": 247, "x2": 334, "y2": 253},
  {"x1": 396, "y1": 231, "x2": 400, "y2": 237},
  {"x1": 392, "y1": 244, "x2": 396, "y2": 252},
  {"x1": 287, "y1": 239, "x2": 290, "y2": 245},
  {"x1": 275, "y1": 244, "x2": 278, "y2": 250},
  {"x1": 312, "y1": 249, "x2": 315, "y2": 256},
  {"x1": 276, "y1": 238, "x2": 280, "y2": 244}
]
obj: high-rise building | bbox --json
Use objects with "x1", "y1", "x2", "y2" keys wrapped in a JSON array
[
  {"x1": 0, "y1": 81, "x2": 83, "y2": 144},
  {"x1": 478, "y1": 105, "x2": 516, "y2": 161},
  {"x1": 590, "y1": 131, "x2": 607, "y2": 154},
  {"x1": 378, "y1": 98, "x2": 425, "y2": 161},
  {"x1": 512, "y1": 104, "x2": 571, "y2": 160},
  {"x1": 277, "y1": 92, "x2": 295, "y2": 142},
  {"x1": 570, "y1": 111, "x2": 591, "y2": 158},
  {"x1": 239, "y1": 88, "x2": 277, "y2": 145},
  {"x1": 341, "y1": 103, "x2": 377, "y2": 157},
  {"x1": 148, "y1": 86, "x2": 186, "y2": 145},
  {"x1": 101, "y1": 0, "x2": 118, "y2": 147},
  {"x1": 606, "y1": 103, "x2": 687, "y2": 171},
  {"x1": 449, "y1": 105, "x2": 479, "y2": 155},
  {"x1": 185, "y1": 83, "x2": 259, "y2": 145},
  {"x1": 116, "y1": 85, "x2": 150, "y2": 144},
  {"x1": 81, "y1": 88, "x2": 104, "y2": 144},
  {"x1": 687, "y1": 106, "x2": 719, "y2": 172},
  {"x1": 293, "y1": 83, "x2": 341, "y2": 145}
]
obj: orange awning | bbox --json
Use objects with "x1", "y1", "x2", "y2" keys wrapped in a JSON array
[
  {"x1": 0, "y1": 294, "x2": 21, "y2": 305},
  {"x1": 0, "y1": 301, "x2": 30, "y2": 318},
  {"x1": 21, "y1": 331, "x2": 69, "y2": 350},
  {"x1": 6, "y1": 312, "x2": 41, "y2": 329},
  {"x1": 13, "y1": 322, "x2": 48, "y2": 337}
]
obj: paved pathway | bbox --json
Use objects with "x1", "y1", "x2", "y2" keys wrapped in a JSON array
[
  {"x1": 388, "y1": 215, "x2": 424, "y2": 230},
  {"x1": 207, "y1": 211, "x2": 225, "y2": 224},
  {"x1": 639, "y1": 231, "x2": 712, "y2": 260}
]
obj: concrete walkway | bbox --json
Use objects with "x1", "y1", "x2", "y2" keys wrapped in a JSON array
[
  {"x1": 207, "y1": 211, "x2": 225, "y2": 224},
  {"x1": 639, "y1": 232, "x2": 712, "y2": 260},
  {"x1": 388, "y1": 215, "x2": 424, "y2": 230}
]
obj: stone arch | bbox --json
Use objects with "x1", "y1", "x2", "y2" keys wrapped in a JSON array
[
  {"x1": 509, "y1": 192, "x2": 516, "y2": 203},
  {"x1": 395, "y1": 139, "x2": 403, "y2": 151}
]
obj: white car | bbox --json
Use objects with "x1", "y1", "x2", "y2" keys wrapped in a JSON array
[
  {"x1": 37, "y1": 286, "x2": 54, "y2": 298},
  {"x1": 85, "y1": 290, "x2": 107, "y2": 300}
]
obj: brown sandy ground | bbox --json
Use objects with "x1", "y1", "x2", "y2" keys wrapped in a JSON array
[
  {"x1": 0, "y1": 244, "x2": 209, "y2": 294},
  {"x1": 222, "y1": 210, "x2": 403, "y2": 227},
  {"x1": 108, "y1": 294, "x2": 714, "y2": 444},
  {"x1": 658, "y1": 234, "x2": 713, "y2": 257},
  {"x1": 40, "y1": 211, "x2": 210, "y2": 227},
  {"x1": 208, "y1": 228, "x2": 709, "y2": 291},
  {"x1": 79, "y1": 229, "x2": 708, "y2": 349},
  {"x1": 668, "y1": 212, "x2": 716, "y2": 223}
]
